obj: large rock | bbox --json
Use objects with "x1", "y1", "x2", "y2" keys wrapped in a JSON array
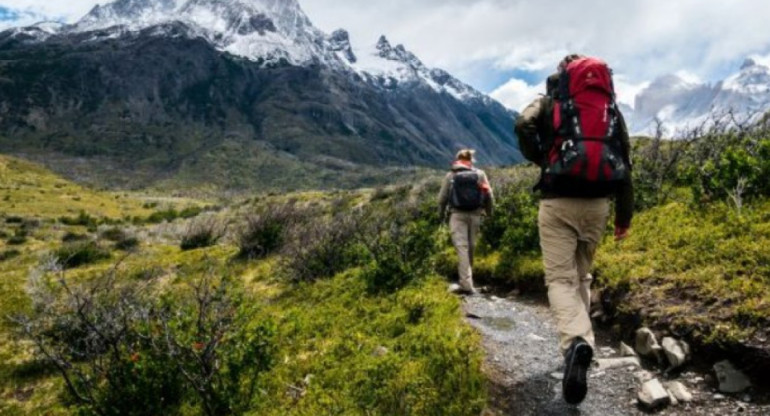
[
  {"x1": 636, "y1": 328, "x2": 662, "y2": 357},
  {"x1": 665, "y1": 381, "x2": 693, "y2": 403},
  {"x1": 661, "y1": 337, "x2": 690, "y2": 369},
  {"x1": 638, "y1": 379, "x2": 671, "y2": 409},
  {"x1": 714, "y1": 360, "x2": 752, "y2": 393}
]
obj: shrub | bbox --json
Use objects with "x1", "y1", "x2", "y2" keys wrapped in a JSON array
[
  {"x1": 479, "y1": 168, "x2": 540, "y2": 253},
  {"x1": 357, "y1": 206, "x2": 438, "y2": 293},
  {"x1": 179, "y1": 206, "x2": 203, "y2": 219},
  {"x1": 7, "y1": 234, "x2": 27, "y2": 245},
  {"x1": 62, "y1": 232, "x2": 89, "y2": 243},
  {"x1": 5, "y1": 216, "x2": 24, "y2": 224},
  {"x1": 99, "y1": 227, "x2": 127, "y2": 242},
  {"x1": 237, "y1": 204, "x2": 303, "y2": 260},
  {"x1": 59, "y1": 211, "x2": 98, "y2": 230},
  {"x1": 114, "y1": 237, "x2": 140, "y2": 251},
  {"x1": 282, "y1": 212, "x2": 365, "y2": 283},
  {"x1": 0, "y1": 249, "x2": 20, "y2": 262},
  {"x1": 13, "y1": 261, "x2": 275, "y2": 416},
  {"x1": 146, "y1": 208, "x2": 179, "y2": 224},
  {"x1": 54, "y1": 241, "x2": 111, "y2": 269},
  {"x1": 180, "y1": 218, "x2": 225, "y2": 251},
  {"x1": 682, "y1": 129, "x2": 770, "y2": 212}
]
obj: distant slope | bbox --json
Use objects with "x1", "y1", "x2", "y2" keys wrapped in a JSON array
[{"x1": 0, "y1": 154, "x2": 156, "y2": 218}]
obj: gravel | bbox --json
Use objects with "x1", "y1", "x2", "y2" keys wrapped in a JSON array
[{"x1": 463, "y1": 293, "x2": 770, "y2": 415}]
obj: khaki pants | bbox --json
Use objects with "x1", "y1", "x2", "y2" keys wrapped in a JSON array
[
  {"x1": 450, "y1": 212, "x2": 482, "y2": 291},
  {"x1": 539, "y1": 198, "x2": 610, "y2": 354}
]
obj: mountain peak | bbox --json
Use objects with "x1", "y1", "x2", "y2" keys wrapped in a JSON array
[
  {"x1": 376, "y1": 35, "x2": 391, "y2": 52},
  {"x1": 741, "y1": 58, "x2": 757, "y2": 70},
  {"x1": 329, "y1": 29, "x2": 356, "y2": 63}
]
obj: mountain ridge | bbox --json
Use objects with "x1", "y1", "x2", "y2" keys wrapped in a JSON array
[
  {"x1": 627, "y1": 59, "x2": 770, "y2": 135},
  {"x1": 0, "y1": 0, "x2": 521, "y2": 191}
]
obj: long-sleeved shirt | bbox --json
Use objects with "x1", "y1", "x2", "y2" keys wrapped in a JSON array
[
  {"x1": 514, "y1": 96, "x2": 634, "y2": 228},
  {"x1": 438, "y1": 161, "x2": 494, "y2": 218}
]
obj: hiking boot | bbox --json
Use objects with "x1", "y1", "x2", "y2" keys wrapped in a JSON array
[{"x1": 562, "y1": 337, "x2": 593, "y2": 405}]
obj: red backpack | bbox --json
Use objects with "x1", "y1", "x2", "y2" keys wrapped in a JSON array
[{"x1": 542, "y1": 57, "x2": 628, "y2": 195}]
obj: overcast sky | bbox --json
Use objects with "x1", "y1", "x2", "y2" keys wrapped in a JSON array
[{"x1": 2, "y1": 0, "x2": 770, "y2": 111}]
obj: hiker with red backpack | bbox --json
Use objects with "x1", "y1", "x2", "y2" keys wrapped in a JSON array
[
  {"x1": 438, "y1": 149, "x2": 494, "y2": 295},
  {"x1": 515, "y1": 54, "x2": 633, "y2": 405}
]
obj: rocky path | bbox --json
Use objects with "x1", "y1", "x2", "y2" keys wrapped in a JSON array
[{"x1": 463, "y1": 293, "x2": 769, "y2": 416}]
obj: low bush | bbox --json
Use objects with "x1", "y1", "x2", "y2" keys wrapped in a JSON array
[
  {"x1": 53, "y1": 241, "x2": 111, "y2": 269},
  {"x1": 59, "y1": 211, "x2": 98, "y2": 230},
  {"x1": 7, "y1": 234, "x2": 27, "y2": 245},
  {"x1": 358, "y1": 208, "x2": 438, "y2": 294},
  {"x1": 62, "y1": 232, "x2": 89, "y2": 243},
  {"x1": 180, "y1": 218, "x2": 225, "y2": 251},
  {"x1": 0, "y1": 249, "x2": 20, "y2": 262},
  {"x1": 281, "y1": 212, "x2": 365, "y2": 283},
  {"x1": 237, "y1": 204, "x2": 303, "y2": 260},
  {"x1": 146, "y1": 208, "x2": 180, "y2": 224},
  {"x1": 5, "y1": 216, "x2": 24, "y2": 224},
  {"x1": 99, "y1": 227, "x2": 127, "y2": 242},
  {"x1": 114, "y1": 237, "x2": 140, "y2": 251},
  {"x1": 13, "y1": 261, "x2": 275, "y2": 416}
]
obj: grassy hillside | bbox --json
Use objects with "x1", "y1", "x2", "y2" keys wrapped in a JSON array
[
  {"x1": 0, "y1": 156, "x2": 486, "y2": 415},
  {"x1": 0, "y1": 155, "x2": 155, "y2": 219}
]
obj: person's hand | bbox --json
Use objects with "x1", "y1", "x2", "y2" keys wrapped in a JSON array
[{"x1": 614, "y1": 226, "x2": 629, "y2": 241}]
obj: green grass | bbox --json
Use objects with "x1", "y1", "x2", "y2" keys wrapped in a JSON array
[
  {"x1": 0, "y1": 156, "x2": 486, "y2": 415},
  {"x1": 249, "y1": 271, "x2": 486, "y2": 416},
  {"x1": 595, "y1": 199, "x2": 770, "y2": 346}
]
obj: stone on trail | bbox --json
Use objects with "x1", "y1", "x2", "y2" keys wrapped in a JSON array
[
  {"x1": 620, "y1": 341, "x2": 637, "y2": 357},
  {"x1": 594, "y1": 356, "x2": 642, "y2": 371},
  {"x1": 526, "y1": 333, "x2": 546, "y2": 342},
  {"x1": 714, "y1": 360, "x2": 752, "y2": 393},
  {"x1": 661, "y1": 337, "x2": 689, "y2": 369},
  {"x1": 638, "y1": 379, "x2": 671, "y2": 409},
  {"x1": 635, "y1": 328, "x2": 663, "y2": 357},
  {"x1": 448, "y1": 283, "x2": 462, "y2": 294},
  {"x1": 665, "y1": 381, "x2": 693, "y2": 403}
]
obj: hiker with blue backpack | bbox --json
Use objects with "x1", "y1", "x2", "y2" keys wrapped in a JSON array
[
  {"x1": 515, "y1": 54, "x2": 634, "y2": 405},
  {"x1": 438, "y1": 149, "x2": 495, "y2": 295}
]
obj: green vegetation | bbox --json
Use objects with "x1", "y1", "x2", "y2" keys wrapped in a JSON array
[
  {"x1": 53, "y1": 241, "x2": 112, "y2": 269},
  {"x1": 0, "y1": 157, "x2": 485, "y2": 415},
  {"x1": 594, "y1": 125, "x2": 770, "y2": 350}
]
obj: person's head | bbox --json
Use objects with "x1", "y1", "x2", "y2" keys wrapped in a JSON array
[
  {"x1": 455, "y1": 149, "x2": 476, "y2": 162},
  {"x1": 558, "y1": 54, "x2": 584, "y2": 72},
  {"x1": 546, "y1": 73, "x2": 560, "y2": 98}
]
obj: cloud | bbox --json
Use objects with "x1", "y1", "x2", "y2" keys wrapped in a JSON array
[
  {"x1": 614, "y1": 75, "x2": 651, "y2": 109},
  {"x1": 0, "y1": 4, "x2": 49, "y2": 29},
  {"x1": 303, "y1": 0, "x2": 770, "y2": 90},
  {"x1": 489, "y1": 78, "x2": 545, "y2": 113}
]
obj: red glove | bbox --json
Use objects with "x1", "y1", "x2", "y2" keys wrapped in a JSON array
[{"x1": 614, "y1": 226, "x2": 629, "y2": 241}]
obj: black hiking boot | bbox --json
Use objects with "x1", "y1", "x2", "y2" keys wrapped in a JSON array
[{"x1": 562, "y1": 337, "x2": 593, "y2": 405}]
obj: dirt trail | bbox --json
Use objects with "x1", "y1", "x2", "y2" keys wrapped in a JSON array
[{"x1": 463, "y1": 293, "x2": 769, "y2": 416}]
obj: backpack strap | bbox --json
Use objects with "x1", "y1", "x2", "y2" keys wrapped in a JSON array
[{"x1": 557, "y1": 70, "x2": 583, "y2": 140}]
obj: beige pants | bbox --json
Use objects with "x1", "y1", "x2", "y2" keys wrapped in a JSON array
[
  {"x1": 450, "y1": 212, "x2": 482, "y2": 291},
  {"x1": 539, "y1": 198, "x2": 610, "y2": 354}
]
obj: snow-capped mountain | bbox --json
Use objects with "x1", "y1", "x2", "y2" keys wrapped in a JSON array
[
  {"x1": 8, "y1": 0, "x2": 488, "y2": 103},
  {"x1": 0, "y1": 0, "x2": 519, "y2": 190},
  {"x1": 628, "y1": 59, "x2": 770, "y2": 135}
]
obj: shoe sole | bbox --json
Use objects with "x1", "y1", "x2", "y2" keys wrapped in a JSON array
[{"x1": 563, "y1": 342, "x2": 593, "y2": 405}]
